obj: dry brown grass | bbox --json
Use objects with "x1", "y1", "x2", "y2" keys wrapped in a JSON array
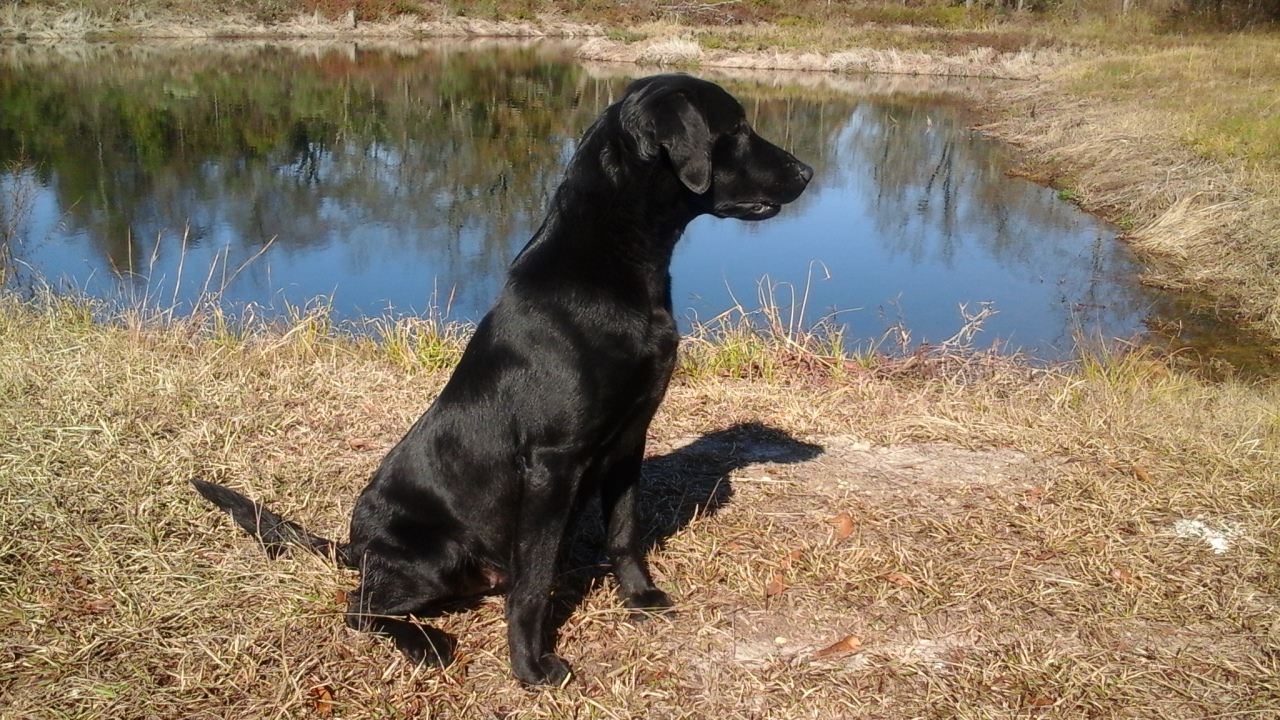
[
  {"x1": 2, "y1": 297, "x2": 1278, "y2": 718},
  {"x1": 981, "y1": 36, "x2": 1280, "y2": 342},
  {"x1": 575, "y1": 23, "x2": 1085, "y2": 79}
]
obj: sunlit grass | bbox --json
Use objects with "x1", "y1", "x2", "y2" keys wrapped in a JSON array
[
  {"x1": 3, "y1": 290, "x2": 1278, "y2": 718},
  {"x1": 984, "y1": 31, "x2": 1280, "y2": 343},
  {"x1": 680, "y1": 271, "x2": 861, "y2": 382},
  {"x1": 361, "y1": 313, "x2": 470, "y2": 370},
  {"x1": 1069, "y1": 39, "x2": 1280, "y2": 169}
]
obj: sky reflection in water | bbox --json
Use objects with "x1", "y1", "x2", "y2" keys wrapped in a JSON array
[{"x1": 0, "y1": 41, "x2": 1152, "y2": 359}]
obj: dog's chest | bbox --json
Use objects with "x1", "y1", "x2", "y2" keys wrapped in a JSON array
[
  {"x1": 593, "y1": 309, "x2": 678, "y2": 412},
  {"x1": 644, "y1": 308, "x2": 680, "y2": 376}
]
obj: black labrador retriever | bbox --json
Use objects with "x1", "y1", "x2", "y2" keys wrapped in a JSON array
[{"x1": 192, "y1": 73, "x2": 811, "y2": 686}]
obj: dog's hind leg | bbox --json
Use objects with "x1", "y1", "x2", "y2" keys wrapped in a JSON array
[
  {"x1": 347, "y1": 610, "x2": 455, "y2": 668},
  {"x1": 342, "y1": 559, "x2": 459, "y2": 668},
  {"x1": 600, "y1": 448, "x2": 673, "y2": 614},
  {"x1": 503, "y1": 449, "x2": 582, "y2": 686}
]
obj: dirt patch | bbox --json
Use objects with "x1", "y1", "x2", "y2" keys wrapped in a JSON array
[
  {"x1": 648, "y1": 431, "x2": 1054, "y2": 670},
  {"x1": 614, "y1": 425, "x2": 1278, "y2": 718},
  {"x1": 775, "y1": 435, "x2": 1051, "y2": 510}
]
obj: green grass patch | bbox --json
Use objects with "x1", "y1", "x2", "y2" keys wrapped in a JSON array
[{"x1": 1069, "y1": 39, "x2": 1280, "y2": 170}]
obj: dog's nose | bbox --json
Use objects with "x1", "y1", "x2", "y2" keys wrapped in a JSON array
[{"x1": 797, "y1": 162, "x2": 814, "y2": 184}]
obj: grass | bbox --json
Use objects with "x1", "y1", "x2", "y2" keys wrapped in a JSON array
[
  {"x1": 1061, "y1": 39, "x2": 1280, "y2": 168},
  {"x1": 982, "y1": 33, "x2": 1280, "y2": 341},
  {"x1": 2, "y1": 295, "x2": 1278, "y2": 718}
]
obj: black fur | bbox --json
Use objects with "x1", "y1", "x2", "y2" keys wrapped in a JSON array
[{"x1": 191, "y1": 74, "x2": 811, "y2": 686}]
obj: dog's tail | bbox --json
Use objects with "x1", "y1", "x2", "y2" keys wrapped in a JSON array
[{"x1": 190, "y1": 479, "x2": 354, "y2": 568}]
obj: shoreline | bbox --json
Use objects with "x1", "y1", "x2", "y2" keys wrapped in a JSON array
[
  {"x1": 0, "y1": 10, "x2": 604, "y2": 41},
  {"x1": 0, "y1": 13, "x2": 1065, "y2": 80}
]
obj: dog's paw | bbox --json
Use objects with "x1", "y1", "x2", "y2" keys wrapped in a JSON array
[
  {"x1": 513, "y1": 653, "x2": 573, "y2": 687},
  {"x1": 622, "y1": 588, "x2": 674, "y2": 619},
  {"x1": 395, "y1": 625, "x2": 456, "y2": 668}
]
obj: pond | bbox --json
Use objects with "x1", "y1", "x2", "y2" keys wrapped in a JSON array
[{"x1": 0, "y1": 40, "x2": 1209, "y2": 361}]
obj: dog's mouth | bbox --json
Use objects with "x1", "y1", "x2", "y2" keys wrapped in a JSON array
[{"x1": 714, "y1": 201, "x2": 781, "y2": 221}]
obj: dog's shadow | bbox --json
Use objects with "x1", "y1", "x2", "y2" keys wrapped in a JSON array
[{"x1": 554, "y1": 422, "x2": 824, "y2": 620}]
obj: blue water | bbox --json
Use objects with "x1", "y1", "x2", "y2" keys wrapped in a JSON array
[{"x1": 0, "y1": 42, "x2": 1151, "y2": 359}]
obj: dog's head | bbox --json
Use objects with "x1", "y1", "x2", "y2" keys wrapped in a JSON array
[{"x1": 619, "y1": 74, "x2": 812, "y2": 221}]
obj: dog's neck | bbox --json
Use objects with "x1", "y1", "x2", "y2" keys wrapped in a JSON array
[
  {"x1": 561, "y1": 113, "x2": 701, "y2": 241},
  {"x1": 507, "y1": 111, "x2": 703, "y2": 308}
]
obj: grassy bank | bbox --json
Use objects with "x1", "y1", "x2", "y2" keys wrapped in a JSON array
[
  {"x1": 2, "y1": 298, "x2": 1278, "y2": 718},
  {"x1": 983, "y1": 35, "x2": 1280, "y2": 343}
]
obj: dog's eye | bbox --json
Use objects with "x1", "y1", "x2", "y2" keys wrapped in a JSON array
[{"x1": 735, "y1": 120, "x2": 750, "y2": 136}]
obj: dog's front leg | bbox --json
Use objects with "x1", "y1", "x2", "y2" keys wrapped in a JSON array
[
  {"x1": 601, "y1": 447, "x2": 672, "y2": 614},
  {"x1": 505, "y1": 451, "x2": 578, "y2": 686}
]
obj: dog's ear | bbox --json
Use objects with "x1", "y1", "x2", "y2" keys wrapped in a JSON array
[
  {"x1": 622, "y1": 89, "x2": 713, "y2": 195},
  {"x1": 654, "y1": 95, "x2": 713, "y2": 195}
]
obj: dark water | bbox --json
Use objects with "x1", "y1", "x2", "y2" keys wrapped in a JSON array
[{"x1": 0, "y1": 41, "x2": 1169, "y2": 359}]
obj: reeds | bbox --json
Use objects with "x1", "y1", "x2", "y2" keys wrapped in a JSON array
[{"x1": 0, "y1": 161, "x2": 38, "y2": 289}]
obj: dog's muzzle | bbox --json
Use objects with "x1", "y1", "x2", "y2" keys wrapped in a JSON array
[
  {"x1": 713, "y1": 161, "x2": 813, "y2": 221},
  {"x1": 715, "y1": 201, "x2": 783, "y2": 220}
]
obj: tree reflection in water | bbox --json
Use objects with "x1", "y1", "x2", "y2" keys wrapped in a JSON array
[{"x1": 0, "y1": 41, "x2": 1156, "y2": 358}]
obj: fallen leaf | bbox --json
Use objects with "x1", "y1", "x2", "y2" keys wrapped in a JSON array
[
  {"x1": 764, "y1": 570, "x2": 787, "y2": 597},
  {"x1": 828, "y1": 511, "x2": 855, "y2": 539},
  {"x1": 780, "y1": 550, "x2": 804, "y2": 568},
  {"x1": 82, "y1": 598, "x2": 114, "y2": 614},
  {"x1": 1026, "y1": 485, "x2": 1045, "y2": 503},
  {"x1": 1109, "y1": 567, "x2": 1137, "y2": 585},
  {"x1": 813, "y1": 634, "x2": 863, "y2": 659},
  {"x1": 1025, "y1": 696, "x2": 1056, "y2": 708},
  {"x1": 886, "y1": 571, "x2": 919, "y2": 587},
  {"x1": 312, "y1": 685, "x2": 335, "y2": 716},
  {"x1": 346, "y1": 438, "x2": 376, "y2": 451},
  {"x1": 989, "y1": 674, "x2": 1012, "y2": 690},
  {"x1": 1133, "y1": 465, "x2": 1151, "y2": 483},
  {"x1": 335, "y1": 588, "x2": 349, "y2": 606}
]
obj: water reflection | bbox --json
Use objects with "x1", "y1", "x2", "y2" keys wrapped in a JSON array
[
  {"x1": 2, "y1": 41, "x2": 1154, "y2": 358},
  {"x1": 1, "y1": 42, "x2": 600, "y2": 317},
  {"x1": 672, "y1": 98, "x2": 1145, "y2": 355}
]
